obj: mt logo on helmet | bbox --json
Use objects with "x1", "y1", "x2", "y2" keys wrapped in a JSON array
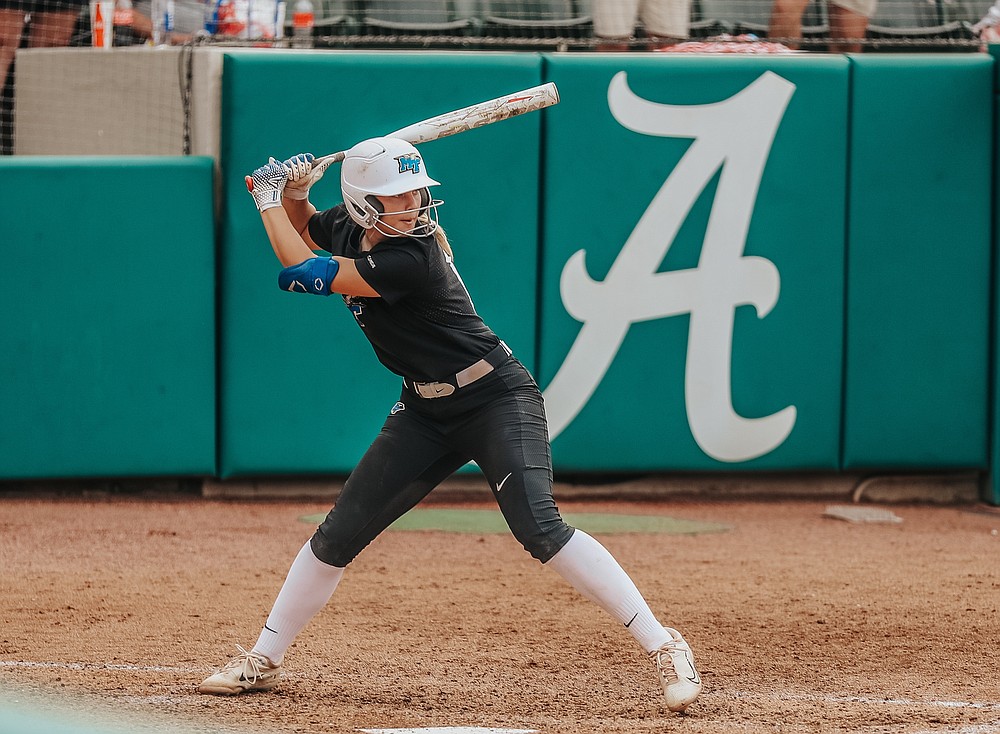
[{"x1": 396, "y1": 155, "x2": 422, "y2": 174}]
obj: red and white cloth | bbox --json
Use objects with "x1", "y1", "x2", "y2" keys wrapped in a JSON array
[{"x1": 657, "y1": 33, "x2": 800, "y2": 53}]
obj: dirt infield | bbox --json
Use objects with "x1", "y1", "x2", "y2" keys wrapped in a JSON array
[{"x1": 2, "y1": 491, "x2": 999, "y2": 734}]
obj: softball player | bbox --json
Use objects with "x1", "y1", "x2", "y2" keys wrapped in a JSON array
[{"x1": 197, "y1": 137, "x2": 702, "y2": 713}]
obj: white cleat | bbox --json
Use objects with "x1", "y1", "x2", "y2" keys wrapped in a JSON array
[
  {"x1": 198, "y1": 645, "x2": 282, "y2": 695},
  {"x1": 649, "y1": 627, "x2": 702, "y2": 712}
]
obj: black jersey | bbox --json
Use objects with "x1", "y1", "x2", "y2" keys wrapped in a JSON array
[{"x1": 308, "y1": 204, "x2": 499, "y2": 381}]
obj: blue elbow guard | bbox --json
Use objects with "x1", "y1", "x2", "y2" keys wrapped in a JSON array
[{"x1": 278, "y1": 257, "x2": 340, "y2": 296}]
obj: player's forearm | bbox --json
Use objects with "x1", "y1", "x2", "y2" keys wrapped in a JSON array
[
  {"x1": 282, "y1": 197, "x2": 316, "y2": 237},
  {"x1": 261, "y1": 209, "x2": 316, "y2": 267}
]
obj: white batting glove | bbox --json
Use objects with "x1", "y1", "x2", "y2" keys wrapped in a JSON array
[
  {"x1": 245, "y1": 157, "x2": 288, "y2": 212},
  {"x1": 282, "y1": 153, "x2": 315, "y2": 200}
]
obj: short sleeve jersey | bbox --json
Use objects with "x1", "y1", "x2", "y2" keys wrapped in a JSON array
[{"x1": 309, "y1": 204, "x2": 499, "y2": 381}]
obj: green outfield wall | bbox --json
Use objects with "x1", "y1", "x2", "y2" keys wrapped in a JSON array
[
  {"x1": 990, "y1": 48, "x2": 1000, "y2": 506},
  {"x1": 0, "y1": 157, "x2": 217, "y2": 478},
  {"x1": 844, "y1": 55, "x2": 993, "y2": 470},
  {"x1": 1, "y1": 53, "x2": 997, "y2": 502}
]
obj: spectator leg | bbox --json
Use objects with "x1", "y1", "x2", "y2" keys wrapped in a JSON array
[
  {"x1": 769, "y1": 0, "x2": 809, "y2": 47},
  {"x1": 27, "y1": 8, "x2": 80, "y2": 46},
  {"x1": 827, "y1": 3, "x2": 868, "y2": 51},
  {"x1": 0, "y1": 8, "x2": 27, "y2": 155}
]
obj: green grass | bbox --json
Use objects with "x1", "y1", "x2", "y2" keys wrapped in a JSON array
[{"x1": 300, "y1": 508, "x2": 730, "y2": 535}]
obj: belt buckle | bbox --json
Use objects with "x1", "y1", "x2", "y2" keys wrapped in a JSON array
[{"x1": 413, "y1": 381, "x2": 455, "y2": 399}]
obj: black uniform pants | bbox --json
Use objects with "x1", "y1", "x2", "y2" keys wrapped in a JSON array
[{"x1": 310, "y1": 358, "x2": 575, "y2": 567}]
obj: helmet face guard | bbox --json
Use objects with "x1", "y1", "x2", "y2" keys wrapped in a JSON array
[{"x1": 341, "y1": 137, "x2": 442, "y2": 236}]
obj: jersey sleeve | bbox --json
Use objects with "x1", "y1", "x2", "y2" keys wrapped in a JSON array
[{"x1": 354, "y1": 239, "x2": 429, "y2": 305}]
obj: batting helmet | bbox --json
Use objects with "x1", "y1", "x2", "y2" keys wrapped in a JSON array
[{"x1": 341, "y1": 136, "x2": 441, "y2": 235}]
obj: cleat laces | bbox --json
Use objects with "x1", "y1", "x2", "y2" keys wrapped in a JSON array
[
  {"x1": 224, "y1": 644, "x2": 268, "y2": 684},
  {"x1": 651, "y1": 643, "x2": 682, "y2": 687}
]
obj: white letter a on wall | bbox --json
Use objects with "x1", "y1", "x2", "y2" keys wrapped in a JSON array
[{"x1": 543, "y1": 71, "x2": 798, "y2": 463}]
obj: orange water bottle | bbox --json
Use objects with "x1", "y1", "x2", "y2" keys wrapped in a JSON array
[
  {"x1": 291, "y1": 0, "x2": 313, "y2": 48},
  {"x1": 92, "y1": 0, "x2": 106, "y2": 47}
]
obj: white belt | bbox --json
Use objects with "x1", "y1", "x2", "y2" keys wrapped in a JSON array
[{"x1": 406, "y1": 341, "x2": 512, "y2": 399}]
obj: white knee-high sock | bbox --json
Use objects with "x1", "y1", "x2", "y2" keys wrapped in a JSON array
[
  {"x1": 251, "y1": 541, "x2": 345, "y2": 665},
  {"x1": 545, "y1": 530, "x2": 671, "y2": 653}
]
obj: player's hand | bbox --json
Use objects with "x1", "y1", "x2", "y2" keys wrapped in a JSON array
[
  {"x1": 282, "y1": 153, "x2": 315, "y2": 200},
  {"x1": 245, "y1": 157, "x2": 288, "y2": 212}
]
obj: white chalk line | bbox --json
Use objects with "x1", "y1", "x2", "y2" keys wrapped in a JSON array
[
  {"x1": 4, "y1": 661, "x2": 998, "y2": 733},
  {"x1": 0, "y1": 660, "x2": 202, "y2": 674},
  {"x1": 730, "y1": 690, "x2": 1000, "y2": 712}
]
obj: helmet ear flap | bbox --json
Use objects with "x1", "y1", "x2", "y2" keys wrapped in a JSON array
[{"x1": 344, "y1": 192, "x2": 380, "y2": 229}]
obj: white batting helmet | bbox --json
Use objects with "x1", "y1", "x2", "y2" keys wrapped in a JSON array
[{"x1": 341, "y1": 136, "x2": 441, "y2": 235}]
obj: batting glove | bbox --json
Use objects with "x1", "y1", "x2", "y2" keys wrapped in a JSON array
[
  {"x1": 282, "y1": 152, "x2": 315, "y2": 200},
  {"x1": 245, "y1": 157, "x2": 288, "y2": 212}
]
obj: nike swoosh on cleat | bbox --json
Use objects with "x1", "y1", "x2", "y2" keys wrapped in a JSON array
[{"x1": 683, "y1": 652, "x2": 701, "y2": 683}]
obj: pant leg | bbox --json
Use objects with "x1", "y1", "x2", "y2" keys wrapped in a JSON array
[
  {"x1": 456, "y1": 367, "x2": 574, "y2": 563},
  {"x1": 310, "y1": 401, "x2": 468, "y2": 567}
]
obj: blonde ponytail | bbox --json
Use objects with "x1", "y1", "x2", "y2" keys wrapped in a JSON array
[
  {"x1": 433, "y1": 222, "x2": 453, "y2": 258},
  {"x1": 418, "y1": 213, "x2": 453, "y2": 258}
]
